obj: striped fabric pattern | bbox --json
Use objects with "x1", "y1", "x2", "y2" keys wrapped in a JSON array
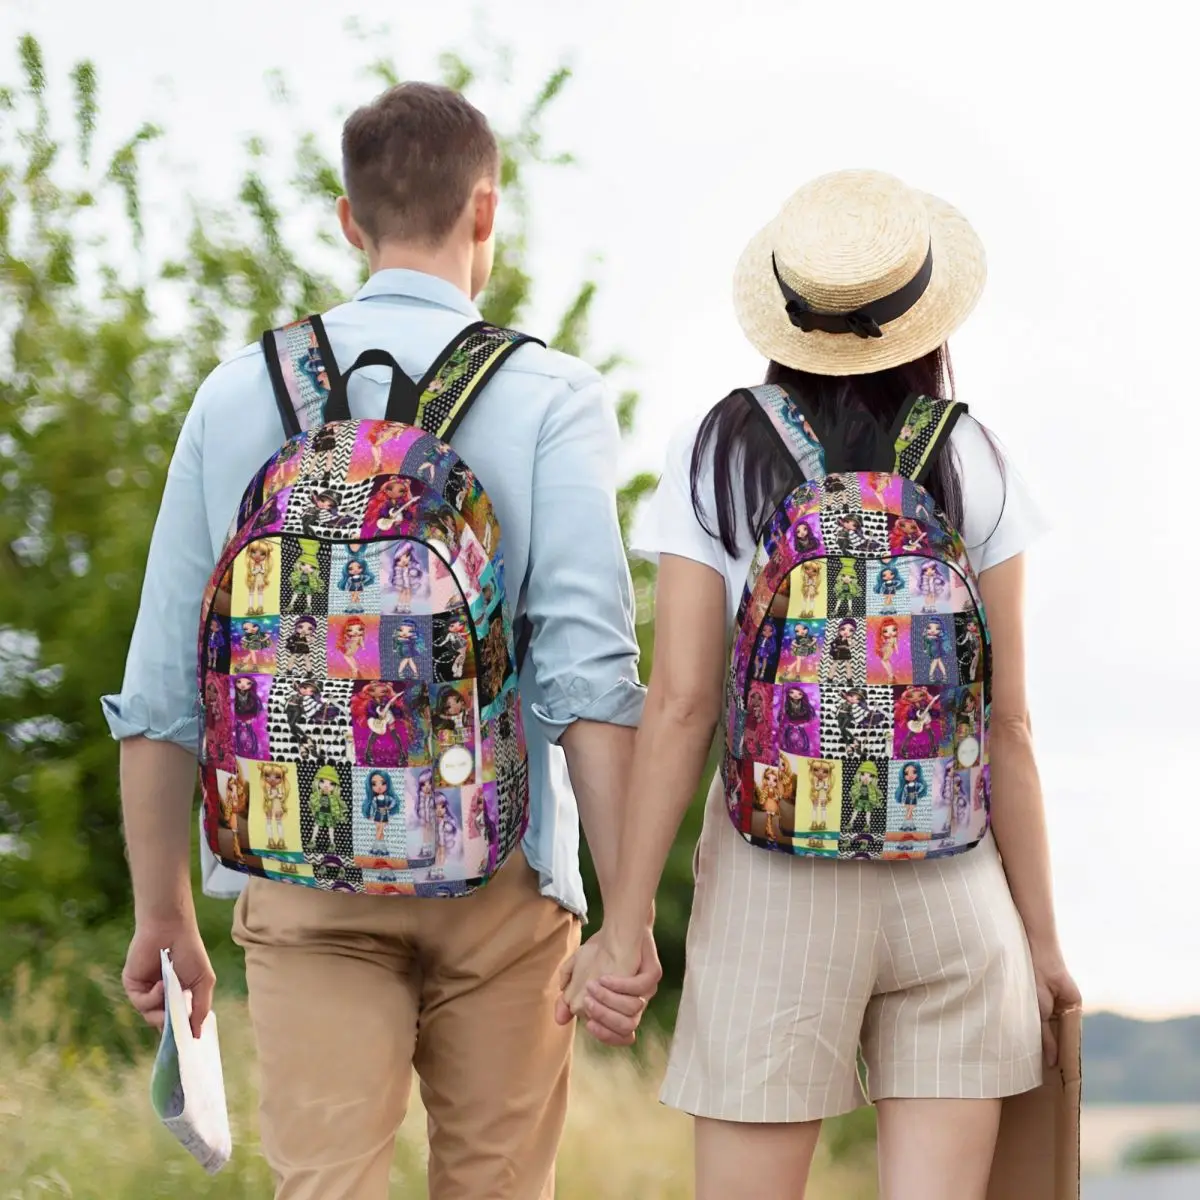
[{"x1": 660, "y1": 775, "x2": 1043, "y2": 1121}]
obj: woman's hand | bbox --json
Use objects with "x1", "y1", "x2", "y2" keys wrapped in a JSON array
[
  {"x1": 555, "y1": 926, "x2": 659, "y2": 1046},
  {"x1": 1030, "y1": 944, "x2": 1082, "y2": 1066}
]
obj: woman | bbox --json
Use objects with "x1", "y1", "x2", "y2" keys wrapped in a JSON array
[
  {"x1": 288, "y1": 546, "x2": 324, "y2": 614},
  {"x1": 244, "y1": 540, "x2": 273, "y2": 615},
  {"x1": 874, "y1": 614, "x2": 900, "y2": 682},
  {"x1": 391, "y1": 619, "x2": 423, "y2": 680},
  {"x1": 777, "y1": 684, "x2": 815, "y2": 755},
  {"x1": 365, "y1": 476, "x2": 416, "y2": 535},
  {"x1": 389, "y1": 543, "x2": 423, "y2": 614},
  {"x1": 220, "y1": 767, "x2": 248, "y2": 861},
  {"x1": 958, "y1": 616, "x2": 983, "y2": 682},
  {"x1": 334, "y1": 616, "x2": 367, "y2": 679},
  {"x1": 232, "y1": 674, "x2": 263, "y2": 757},
  {"x1": 413, "y1": 767, "x2": 436, "y2": 859},
  {"x1": 923, "y1": 615, "x2": 950, "y2": 682},
  {"x1": 796, "y1": 560, "x2": 822, "y2": 617},
  {"x1": 427, "y1": 791, "x2": 460, "y2": 881},
  {"x1": 894, "y1": 760, "x2": 928, "y2": 831},
  {"x1": 362, "y1": 769, "x2": 400, "y2": 854},
  {"x1": 337, "y1": 544, "x2": 375, "y2": 614},
  {"x1": 827, "y1": 616, "x2": 858, "y2": 683},
  {"x1": 873, "y1": 560, "x2": 906, "y2": 612},
  {"x1": 918, "y1": 560, "x2": 949, "y2": 612},
  {"x1": 351, "y1": 681, "x2": 407, "y2": 767},
  {"x1": 561, "y1": 170, "x2": 1077, "y2": 1200},
  {"x1": 433, "y1": 685, "x2": 473, "y2": 746},
  {"x1": 306, "y1": 764, "x2": 346, "y2": 857},
  {"x1": 283, "y1": 613, "x2": 319, "y2": 676},
  {"x1": 258, "y1": 762, "x2": 291, "y2": 852}
]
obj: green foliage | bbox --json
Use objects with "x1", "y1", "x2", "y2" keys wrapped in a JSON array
[
  {"x1": 0, "y1": 981, "x2": 879, "y2": 1198},
  {"x1": 822, "y1": 1105, "x2": 879, "y2": 1164},
  {"x1": 1121, "y1": 1131, "x2": 1200, "y2": 1168}
]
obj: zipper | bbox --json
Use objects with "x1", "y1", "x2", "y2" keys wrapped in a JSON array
[
  {"x1": 423, "y1": 540, "x2": 485, "y2": 681},
  {"x1": 198, "y1": 529, "x2": 485, "y2": 718},
  {"x1": 741, "y1": 551, "x2": 989, "y2": 708}
]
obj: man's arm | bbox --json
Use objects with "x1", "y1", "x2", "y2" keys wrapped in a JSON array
[
  {"x1": 522, "y1": 370, "x2": 646, "y2": 896},
  {"x1": 520, "y1": 370, "x2": 658, "y2": 1040},
  {"x1": 558, "y1": 720, "x2": 634, "y2": 905},
  {"x1": 122, "y1": 739, "x2": 197, "y2": 927},
  {"x1": 119, "y1": 738, "x2": 215, "y2": 1038},
  {"x1": 103, "y1": 396, "x2": 220, "y2": 1037}
]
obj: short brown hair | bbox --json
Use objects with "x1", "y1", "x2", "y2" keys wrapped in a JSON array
[{"x1": 341, "y1": 82, "x2": 499, "y2": 246}]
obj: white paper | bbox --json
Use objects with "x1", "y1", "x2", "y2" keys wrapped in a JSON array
[{"x1": 149, "y1": 948, "x2": 232, "y2": 1174}]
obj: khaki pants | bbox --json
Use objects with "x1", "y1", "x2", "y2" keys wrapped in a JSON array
[{"x1": 232, "y1": 853, "x2": 580, "y2": 1200}]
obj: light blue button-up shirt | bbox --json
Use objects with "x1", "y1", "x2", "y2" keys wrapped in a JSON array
[{"x1": 101, "y1": 269, "x2": 645, "y2": 917}]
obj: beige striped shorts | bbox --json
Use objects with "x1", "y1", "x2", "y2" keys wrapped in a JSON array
[{"x1": 661, "y1": 775, "x2": 1043, "y2": 1123}]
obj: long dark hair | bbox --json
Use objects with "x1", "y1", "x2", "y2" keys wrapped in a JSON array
[{"x1": 690, "y1": 344, "x2": 1001, "y2": 556}]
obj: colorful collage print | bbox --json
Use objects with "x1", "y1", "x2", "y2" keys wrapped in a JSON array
[
  {"x1": 199, "y1": 419, "x2": 527, "y2": 897},
  {"x1": 727, "y1": 470, "x2": 990, "y2": 862}
]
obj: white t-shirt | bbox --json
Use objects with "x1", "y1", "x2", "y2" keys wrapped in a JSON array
[{"x1": 631, "y1": 408, "x2": 1047, "y2": 622}]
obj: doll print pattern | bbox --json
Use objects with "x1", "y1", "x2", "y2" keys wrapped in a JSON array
[
  {"x1": 725, "y1": 443, "x2": 991, "y2": 863},
  {"x1": 198, "y1": 412, "x2": 525, "y2": 896}
]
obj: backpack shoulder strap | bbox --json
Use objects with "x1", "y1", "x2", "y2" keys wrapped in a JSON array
[
  {"x1": 261, "y1": 314, "x2": 344, "y2": 438},
  {"x1": 413, "y1": 322, "x2": 544, "y2": 442},
  {"x1": 890, "y1": 394, "x2": 968, "y2": 485},
  {"x1": 740, "y1": 383, "x2": 827, "y2": 484}
]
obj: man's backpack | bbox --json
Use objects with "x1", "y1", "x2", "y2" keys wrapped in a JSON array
[
  {"x1": 197, "y1": 315, "x2": 539, "y2": 896},
  {"x1": 724, "y1": 385, "x2": 992, "y2": 861}
]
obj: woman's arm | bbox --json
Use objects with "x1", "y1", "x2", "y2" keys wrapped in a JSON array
[
  {"x1": 979, "y1": 553, "x2": 1081, "y2": 1060},
  {"x1": 979, "y1": 554, "x2": 1055, "y2": 942},
  {"x1": 561, "y1": 553, "x2": 728, "y2": 1007}
]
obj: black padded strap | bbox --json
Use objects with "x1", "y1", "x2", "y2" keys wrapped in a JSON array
[
  {"x1": 739, "y1": 383, "x2": 827, "y2": 484},
  {"x1": 515, "y1": 616, "x2": 531, "y2": 674},
  {"x1": 414, "y1": 323, "x2": 543, "y2": 441},
  {"x1": 889, "y1": 394, "x2": 969, "y2": 484},
  {"x1": 260, "y1": 314, "x2": 344, "y2": 438}
]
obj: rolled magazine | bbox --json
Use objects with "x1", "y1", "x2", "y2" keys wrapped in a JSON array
[{"x1": 149, "y1": 948, "x2": 232, "y2": 1174}]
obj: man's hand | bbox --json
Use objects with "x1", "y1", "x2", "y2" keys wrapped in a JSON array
[
  {"x1": 123, "y1": 918, "x2": 215, "y2": 1040},
  {"x1": 555, "y1": 926, "x2": 660, "y2": 1047}
]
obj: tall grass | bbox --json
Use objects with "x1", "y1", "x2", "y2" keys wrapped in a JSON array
[{"x1": 1, "y1": 967, "x2": 878, "y2": 1198}]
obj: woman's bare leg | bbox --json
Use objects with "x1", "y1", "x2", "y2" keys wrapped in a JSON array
[
  {"x1": 876, "y1": 1098, "x2": 1000, "y2": 1200},
  {"x1": 695, "y1": 1116, "x2": 822, "y2": 1200}
]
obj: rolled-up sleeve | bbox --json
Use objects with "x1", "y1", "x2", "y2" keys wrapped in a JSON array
[
  {"x1": 100, "y1": 394, "x2": 217, "y2": 754},
  {"x1": 523, "y1": 374, "x2": 646, "y2": 741}
]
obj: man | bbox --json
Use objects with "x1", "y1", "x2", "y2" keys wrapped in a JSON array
[{"x1": 104, "y1": 82, "x2": 659, "y2": 1200}]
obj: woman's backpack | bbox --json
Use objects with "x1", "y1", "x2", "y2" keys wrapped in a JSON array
[{"x1": 724, "y1": 385, "x2": 992, "y2": 861}]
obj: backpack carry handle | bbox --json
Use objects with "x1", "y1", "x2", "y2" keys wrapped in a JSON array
[{"x1": 325, "y1": 349, "x2": 421, "y2": 426}]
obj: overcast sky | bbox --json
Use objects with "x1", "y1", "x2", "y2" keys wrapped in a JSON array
[{"x1": 5, "y1": 0, "x2": 1197, "y2": 1016}]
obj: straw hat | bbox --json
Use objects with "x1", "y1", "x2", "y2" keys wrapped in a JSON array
[{"x1": 732, "y1": 169, "x2": 986, "y2": 376}]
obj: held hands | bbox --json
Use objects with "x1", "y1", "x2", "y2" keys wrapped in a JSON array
[{"x1": 555, "y1": 926, "x2": 661, "y2": 1047}]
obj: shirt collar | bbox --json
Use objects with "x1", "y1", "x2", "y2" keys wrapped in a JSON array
[{"x1": 353, "y1": 268, "x2": 481, "y2": 320}]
